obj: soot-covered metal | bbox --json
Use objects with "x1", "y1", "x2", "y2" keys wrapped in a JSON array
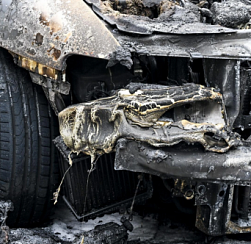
[
  {"x1": 3, "y1": 0, "x2": 251, "y2": 238},
  {"x1": 58, "y1": 60, "x2": 251, "y2": 236},
  {"x1": 59, "y1": 83, "x2": 240, "y2": 157},
  {"x1": 85, "y1": 0, "x2": 251, "y2": 34}
]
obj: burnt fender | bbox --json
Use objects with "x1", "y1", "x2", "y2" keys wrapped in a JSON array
[{"x1": 0, "y1": 0, "x2": 120, "y2": 70}]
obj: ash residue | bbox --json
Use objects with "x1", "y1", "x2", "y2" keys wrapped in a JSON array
[
  {"x1": 109, "y1": 0, "x2": 156, "y2": 18},
  {"x1": 6, "y1": 199, "x2": 251, "y2": 244},
  {"x1": 211, "y1": 1, "x2": 250, "y2": 28},
  {"x1": 0, "y1": 201, "x2": 13, "y2": 244},
  {"x1": 9, "y1": 228, "x2": 59, "y2": 244},
  {"x1": 107, "y1": 46, "x2": 133, "y2": 69},
  {"x1": 159, "y1": 1, "x2": 201, "y2": 22},
  {"x1": 99, "y1": 0, "x2": 251, "y2": 29},
  {"x1": 82, "y1": 222, "x2": 128, "y2": 244}
]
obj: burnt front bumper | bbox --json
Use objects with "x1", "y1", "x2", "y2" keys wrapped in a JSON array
[
  {"x1": 114, "y1": 139, "x2": 251, "y2": 236},
  {"x1": 58, "y1": 81, "x2": 250, "y2": 184},
  {"x1": 59, "y1": 83, "x2": 240, "y2": 156},
  {"x1": 115, "y1": 139, "x2": 251, "y2": 184},
  {"x1": 58, "y1": 82, "x2": 251, "y2": 236}
]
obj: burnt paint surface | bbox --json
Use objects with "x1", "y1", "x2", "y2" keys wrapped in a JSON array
[
  {"x1": 114, "y1": 139, "x2": 251, "y2": 183},
  {"x1": 113, "y1": 30, "x2": 251, "y2": 61},
  {"x1": 85, "y1": 0, "x2": 236, "y2": 35},
  {"x1": 1, "y1": 0, "x2": 251, "y2": 73},
  {"x1": 58, "y1": 83, "x2": 241, "y2": 160},
  {"x1": 0, "y1": 0, "x2": 120, "y2": 70}
]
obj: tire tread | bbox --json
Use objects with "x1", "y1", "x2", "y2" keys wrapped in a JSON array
[{"x1": 0, "y1": 48, "x2": 59, "y2": 227}]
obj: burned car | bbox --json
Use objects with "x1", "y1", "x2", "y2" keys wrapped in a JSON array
[{"x1": 1, "y1": 0, "x2": 251, "y2": 237}]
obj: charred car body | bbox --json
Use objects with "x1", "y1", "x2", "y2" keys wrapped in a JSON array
[{"x1": 1, "y1": 0, "x2": 251, "y2": 236}]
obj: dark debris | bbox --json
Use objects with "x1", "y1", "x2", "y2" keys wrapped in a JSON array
[{"x1": 90, "y1": 0, "x2": 251, "y2": 31}]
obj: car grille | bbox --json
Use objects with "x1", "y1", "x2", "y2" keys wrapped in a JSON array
[{"x1": 54, "y1": 136, "x2": 152, "y2": 220}]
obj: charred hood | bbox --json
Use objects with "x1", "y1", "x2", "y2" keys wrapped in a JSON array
[{"x1": 2, "y1": 0, "x2": 251, "y2": 73}]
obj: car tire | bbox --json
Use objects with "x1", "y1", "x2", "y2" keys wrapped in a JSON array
[{"x1": 0, "y1": 48, "x2": 59, "y2": 227}]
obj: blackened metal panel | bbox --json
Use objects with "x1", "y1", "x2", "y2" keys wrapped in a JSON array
[
  {"x1": 203, "y1": 59, "x2": 241, "y2": 129},
  {"x1": 114, "y1": 31, "x2": 251, "y2": 60},
  {"x1": 195, "y1": 183, "x2": 233, "y2": 236},
  {"x1": 114, "y1": 139, "x2": 251, "y2": 184}
]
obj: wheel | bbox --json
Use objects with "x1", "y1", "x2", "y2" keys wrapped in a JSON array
[{"x1": 0, "y1": 48, "x2": 59, "y2": 227}]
